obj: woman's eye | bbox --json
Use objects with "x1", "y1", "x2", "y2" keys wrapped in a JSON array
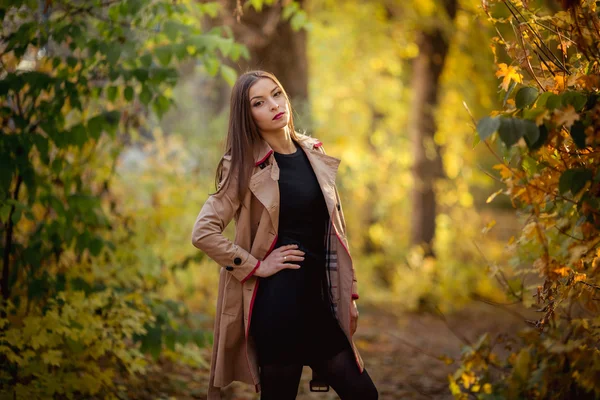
[
  {"x1": 253, "y1": 101, "x2": 263, "y2": 107},
  {"x1": 274, "y1": 91, "x2": 282, "y2": 97}
]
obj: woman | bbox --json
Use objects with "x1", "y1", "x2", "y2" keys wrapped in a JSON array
[{"x1": 191, "y1": 70, "x2": 378, "y2": 400}]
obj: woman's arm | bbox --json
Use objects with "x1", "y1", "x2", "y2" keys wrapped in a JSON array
[{"x1": 191, "y1": 156, "x2": 260, "y2": 283}]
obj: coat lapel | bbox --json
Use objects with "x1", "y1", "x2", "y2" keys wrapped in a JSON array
[
  {"x1": 247, "y1": 136, "x2": 342, "y2": 234},
  {"x1": 300, "y1": 143, "x2": 341, "y2": 220},
  {"x1": 249, "y1": 140, "x2": 280, "y2": 232}
]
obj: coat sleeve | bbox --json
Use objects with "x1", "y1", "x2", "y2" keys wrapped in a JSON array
[
  {"x1": 191, "y1": 155, "x2": 261, "y2": 283},
  {"x1": 316, "y1": 141, "x2": 360, "y2": 301}
]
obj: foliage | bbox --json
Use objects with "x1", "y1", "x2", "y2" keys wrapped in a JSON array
[
  {"x1": 0, "y1": 1, "x2": 244, "y2": 397},
  {"x1": 307, "y1": 0, "x2": 504, "y2": 309},
  {"x1": 451, "y1": 0, "x2": 600, "y2": 398}
]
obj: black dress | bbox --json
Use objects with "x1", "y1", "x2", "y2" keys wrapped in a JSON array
[{"x1": 250, "y1": 140, "x2": 350, "y2": 366}]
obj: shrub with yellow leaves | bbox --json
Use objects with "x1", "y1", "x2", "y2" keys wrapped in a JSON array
[{"x1": 450, "y1": 0, "x2": 600, "y2": 398}]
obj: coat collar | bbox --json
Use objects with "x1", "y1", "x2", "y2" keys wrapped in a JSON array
[
  {"x1": 252, "y1": 134, "x2": 332, "y2": 167},
  {"x1": 249, "y1": 134, "x2": 341, "y2": 232}
]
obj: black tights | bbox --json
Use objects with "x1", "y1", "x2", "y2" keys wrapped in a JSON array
[{"x1": 259, "y1": 347, "x2": 378, "y2": 400}]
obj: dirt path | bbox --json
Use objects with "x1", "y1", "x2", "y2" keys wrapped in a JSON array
[{"x1": 210, "y1": 301, "x2": 528, "y2": 400}]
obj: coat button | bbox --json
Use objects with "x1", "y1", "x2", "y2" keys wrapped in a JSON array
[
  {"x1": 225, "y1": 266, "x2": 233, "y2": 271},
  {"x1": 234, "y1": 257, "x2": 242, "y2": 265}
]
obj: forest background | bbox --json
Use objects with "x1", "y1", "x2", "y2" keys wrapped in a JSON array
[{"x1": 2, "y1": 0, "x2": 599, "y2": 399}]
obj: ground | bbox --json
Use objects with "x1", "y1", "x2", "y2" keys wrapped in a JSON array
[{"x1": 129, "y1": 299, "x2": 530, "y2": 400}]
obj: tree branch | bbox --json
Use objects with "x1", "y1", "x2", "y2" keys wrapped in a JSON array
[{"x1": 2, "y1": 175, "x2": 23, "y2": 301}]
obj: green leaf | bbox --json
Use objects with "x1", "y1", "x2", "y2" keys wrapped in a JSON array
[
  {"x1": 21, "y1": 71, "x2": 53, "y2": 90},
  {"x1": 498, "y1": 117, "x2": 523, "y2": 147},
  {"x1": 216, "y1": 37, "x2": 233, "y2": 57},
  {"x1": 200, "y1": 2, "x2": 220, "y2": 18},
  {"x1": 527, "y1": 123, "x2": 548, "y2": 151},
  {"x1": 220, "y1": 65, "x2": 237, "y2": 87},
  {"x1": 515, "y1": 87, "x2": 538, "y2": 109},
  {"x1": 140, "y1": 85, "x2": 153, "y2": 106},
  {"x1": 140, "y1": 54, "x2": 153, "y2": 68},
  {"x1": 69, "y1": 124, "x2": 88, "y2": 148},
  {"x1": 503, "y1": 80, "x2": 517, "y2": 107},
  {"x1": 89, "y1": 236, "x2": 104, "y2": 256},
  {"x1": 139, "y1": 323, "x2": 163, "y2": 360},
  {"x1": 11, "y1": 207, "x2": 21, "y2": 225},
  {"x1": 546, "y1": 94, "x2": 562, "y2": 110},
  {"x1": 283, "y1": 2, "x2": 300, "y2": 20},
  {"x1": 162, "y1": 21, "x2": 180, "y2": 41},
  {"x1": 105, "y1": 45, "x2": 121, "y2": 65},
  {"x1": 152, "y1": 95, "x2": 171, "y2": 119},
  {"x1": 124, "y1": 86, "x2": 134, "y2": 102},
  {"x1": 0, "y1": 204, "x2": 11, "y2": 224},
  {"x1": 32, "y1": 134, "x2": 49, "y2": 165},
  {"x1": 476, "y1": 116, "x2": 500, "y2": 141},
  {"x1": 290, "y1": 12, "x2": 308, "y2": 31},
  {"x1": 87, "y1": 115, "x2": 105, "y2": 140},
  {"x1": 522, "y1": 120, "x2": 540, "y2": 149},
  {"x1": 133, "y1": 68, "x2": 149, "y2": 83},
  {"x1": 203, "y1": 57, "x2": 220, "y2": 76},
  {"x1": 562, "y1": 91, "x2": 587, "y2": 112},
  {"x1": 107, "y1": 86, "x2": 118, "y2": 102},
  {"x1": 535, "y1": 91, "x2": 554, "y2": 108},
  {"x1": 155, "y1": 46, "x2": 173, "y2": 67},
  {"x1": 172, "y1": 43, "x2": 187, "y2": 61},
  {"x1": 570, "y1": 120, "x2": 587, "y2": 149},
  {"x1": 248, "y1": 0, "x2": 264, "y2": 12},
  {"x1": 66, "y1": 56, "x2": 78, "y2": 68},
  {"x1": 559, "y1": 168, "x2": 593, "y2": 195}
]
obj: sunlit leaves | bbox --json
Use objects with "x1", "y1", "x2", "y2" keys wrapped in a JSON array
[
  {"x1": 0, "y1": 1, "x2": 235, "y2": 397},
  {"x1": 495, "y1": 63, "x2": 523, "y2": 91},
  {"x1": 467, "y1": 0, "x2": 600, "y2": 397}
]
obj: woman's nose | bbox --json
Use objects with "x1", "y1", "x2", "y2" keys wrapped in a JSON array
[{"x1": 269, "y1": 99, "x2": 279, "y2": 110}]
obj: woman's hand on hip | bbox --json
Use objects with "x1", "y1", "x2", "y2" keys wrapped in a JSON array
[{"x1": 254, "y1": 244, "x2": 305, "y2": 278}]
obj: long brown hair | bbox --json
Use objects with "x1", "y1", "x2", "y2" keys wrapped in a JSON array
[{"x1": 214, "y1": 70, "x2": 299, "y2": 201}]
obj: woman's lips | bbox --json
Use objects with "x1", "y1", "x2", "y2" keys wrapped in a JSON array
[{"x1": 273, "y1": 112, "x2": 285, "y2": 120}]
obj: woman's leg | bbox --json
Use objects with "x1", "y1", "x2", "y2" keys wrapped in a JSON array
[
  {"x1": 310, "y1": 347, "x2": 378, "y2": 400},
  {"x1": 259, "y1": 363, "x2": 304, "y2": 400}
]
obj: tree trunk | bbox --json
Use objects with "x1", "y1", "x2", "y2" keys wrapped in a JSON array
[
  {"x1": 204, "y1": 1, "x2": 309, "y2": 116},
  {"x1": 409, "y1": 0, "x2": 457, "y2": 256}
]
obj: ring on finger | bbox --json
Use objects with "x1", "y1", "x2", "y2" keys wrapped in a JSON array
[{"x1": 284, "y1": 256, "x2": 287, "y2": 261}]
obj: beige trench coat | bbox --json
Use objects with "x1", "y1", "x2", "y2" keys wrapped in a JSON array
[{"x1": 191, "y1": 133, "x2": 364, "y2": 399}]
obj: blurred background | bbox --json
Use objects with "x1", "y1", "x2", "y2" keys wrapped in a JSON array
[{"x1": 4, "y1": 0, "x2": 598, "y2": 399}]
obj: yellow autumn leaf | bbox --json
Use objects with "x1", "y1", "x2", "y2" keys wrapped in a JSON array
[
  {"x1": 482, "y1": 219, "x2": 496, "y2": 234},
  {"x1": 461, "y1": 371, "x2": 476, "y2": 389},
  {"x1": 486, "y1": 189, "x2": 503, "y2": 204},
  {"x1": 554, "y1": 75, "x2": 567, "y2": 91},
  {"x1": 483, "y1": 383, "x2": 493, "y2": 394},
  {"x1": 553, "y1": 266, "x2": 571, "y2": 277},
  {"x1": 554, "y1": 105, "x2": 580, "y2": 128},
  {"x1": 42, "y1": 349, "x2": 62, "y2": 366},
  {"x1": 495, "y1": 63, "x2": 523, "y2": 91},
  {"x1": 493, "y1": 164, "x2": 513, "y2": 180}
]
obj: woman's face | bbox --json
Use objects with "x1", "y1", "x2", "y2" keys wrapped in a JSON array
[{"x1": 248, "y1": 78, "x2": 289, "y2": 134}]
